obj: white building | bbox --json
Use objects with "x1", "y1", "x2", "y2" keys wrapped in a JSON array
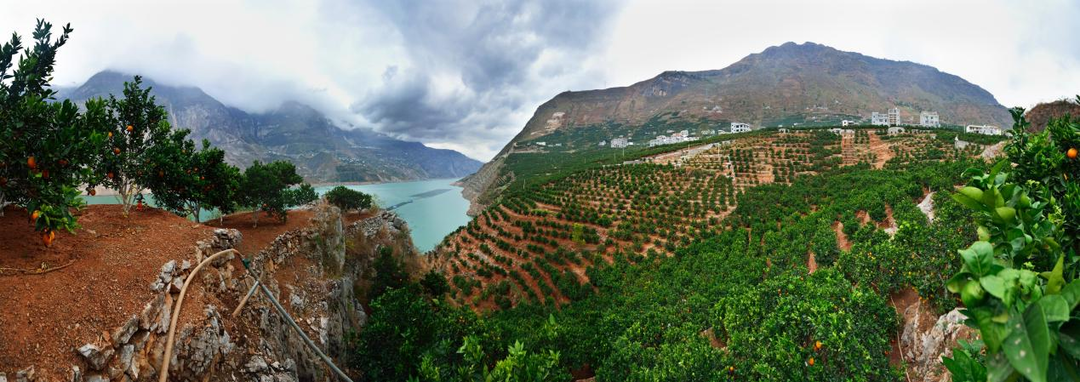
[
  {"x1": 611, "y1": 137, "x2": 630, "y2": 148},
  {"x1": 599, "y1": 140, "x2": 607, "y2": 147},
  {"x1": 647, "y1": 133, "x2": 698, "y2": 147},
  {"x1": 966, "y1": 125, "x2": 1003, "y2": 136},
  {"x1": 536, "y1": 142, "x2": 547, "y2": 147},
  {"x1": 887, "y1": 126, "x2": 906, "y2": 135},
  {"x1": 730, "y1": 122, "x2": 752, "y2": 133},
  {"x1": 871, "y1": 112, "x2": 889, "y2": 126},
  {"x1": 919, "y1": 111, "x2": 940, "y2": 128},
  {"x1": 842, "y1": 120, "x2": 857, "y2": 127},
  {"x1": 888, "y1": 108, "x2": 902, "y2": 126},
  {"x1": 778, "y1": 128, "x2": 790, "y2": 133}
]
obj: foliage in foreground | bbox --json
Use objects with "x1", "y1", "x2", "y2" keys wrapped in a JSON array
[{"x1": 944, "y1": 109, "x2": 1080, "y2": 382}]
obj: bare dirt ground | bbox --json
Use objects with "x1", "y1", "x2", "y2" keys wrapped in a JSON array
[
  {"x1": 0, "y1": 205, "x2": 214, "y2": 378},
  {"x1": 0, "y1": 204, "x2": 359, "y2": 379}
]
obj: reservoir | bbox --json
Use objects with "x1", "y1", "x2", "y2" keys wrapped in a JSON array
[
  {"x1": 81, "y1": 177, "x2": 472, "y2": 252},
  {"x1": 313, "y1": 178, "x2": 472, "y2": 252}
]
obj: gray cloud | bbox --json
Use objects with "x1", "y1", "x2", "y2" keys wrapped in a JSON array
[{"x1": 351, "y1": 0, "x2": 622, "y2": 153}]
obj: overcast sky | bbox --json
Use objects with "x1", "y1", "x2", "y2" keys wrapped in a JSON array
[{"x1": 4, "y1": 0, "x2": 1078, "y2": 160}]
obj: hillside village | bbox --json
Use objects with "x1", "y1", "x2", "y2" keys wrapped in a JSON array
[{"x1": 582, "y1": 106, "x2": 1007, "y2": 152}]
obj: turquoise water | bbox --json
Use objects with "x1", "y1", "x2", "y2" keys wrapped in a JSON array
[
  {"x1": 314, "y1": 178, "x2": 472, "y2": 252},
  {"x1": 81, "y1": 178, "x2": 473, "y2": 252}
]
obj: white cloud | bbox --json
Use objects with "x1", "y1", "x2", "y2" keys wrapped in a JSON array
[{"x1": 4, "y1": 0, "x2": 1077, "y2": 161}]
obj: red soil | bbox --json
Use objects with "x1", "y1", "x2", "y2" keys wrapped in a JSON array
[{"x1": 0, "y1": 205, "x2": 214, "y2": 378}]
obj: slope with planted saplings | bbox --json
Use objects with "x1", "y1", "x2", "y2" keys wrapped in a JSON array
[
  {"x1": 359, "y1": 108, "x2": 1078, "y2": 381},
  {"x1": 430, "y1": 126, "x2": 994, "y2": 312}
]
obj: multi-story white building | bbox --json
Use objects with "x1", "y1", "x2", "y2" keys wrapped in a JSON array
[
  {"x1": 966, "y1": 125, "x2": 1003, "y2": 136},
  {"x1": 871, "y1": 112, "x2": 889, "y2": 126},
  {"x1": 888, "y1": 108, "x2": 902, "y2": 126},
  {"x1": 919, "y1": 111, "x2": 940, "y2": 128},
  {"x1": 611, "y1": 137, "x2": 630, "y2": 148},
  {"x1": 730, "y1": 122, "x2": 752, "y2": 133}
]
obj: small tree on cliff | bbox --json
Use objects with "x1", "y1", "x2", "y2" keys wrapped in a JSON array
[
  {"x1": 240, "y1": 160, "x2": 305, "y2": 227},
  {"x1": 325, "y1": 185, "x2": 373, "y2": 214}
]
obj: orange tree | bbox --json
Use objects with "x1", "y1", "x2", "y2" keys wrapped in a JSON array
[
  {"x1": 144, "y1": 136, "x2": 241, "y2": 223},
  {"x1": 239, "y1": 160, "x2": 310, "y2": 227},
  {"x1": 86, "y1": 76, "x2": 171, "y2": 216},
  {"x1": 944, "y1": 109, "x2": 1080, "y2": 382},
  {"x1": 0, "y1": 20, "x2": 106, "y2": 245}
]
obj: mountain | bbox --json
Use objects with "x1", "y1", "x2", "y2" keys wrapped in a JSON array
[
  {"x1": 57, "y1": 71, "x2": 482, "y2": 183},
  {"x1": 460, "y1": 42, "x2": 1013, "y2": 212},
  {"x1": 1025, "y1": 99, "x2": 1080, "y2": 132}
]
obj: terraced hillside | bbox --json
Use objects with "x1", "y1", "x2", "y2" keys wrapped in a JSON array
[{"x1": 430, "y1": 127, "x2": 995, "y2": 309}]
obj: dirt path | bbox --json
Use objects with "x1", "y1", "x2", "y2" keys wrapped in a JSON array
[{"x1": 831, "y1": 221, "x2": 852, "y2": 251}]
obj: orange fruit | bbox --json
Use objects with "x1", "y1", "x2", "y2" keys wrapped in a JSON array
[
  {"x1": 814, "y1": 341, "x2": 822, "y2": 351},
  {"x1": 108, "y1": 132, "x2": 113, "y2": 138},
  {"x1": 808, "y1": 357, "x2": 814, "y2": 366},
  {"x1": 1069, "y1": 148, "x2": 1078, "y2": 159},
  {"x1": 113, "y1": 148, "x2": 121, "y2": 155},
  {"x1": 27, "y1": 156, "x2": 36, "y2": 169},
  {"x1": 31, "y1": 210, "x2": 40, "y2": 220},
  {"x1": 88, "y1": 188, "x2": 97, "y2": 196},
  {"x1": 126, "y1": 125, "x2": 133, "y2": 132},
  {"x1": 107, "y1": 172, "x2": 115, "y2": 179},
  {"x1": 41, "y1": 170, "x2": 49, "y2": 179}
]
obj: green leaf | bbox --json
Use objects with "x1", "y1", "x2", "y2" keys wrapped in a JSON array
[
  {"x1": 949, "y1": 273, "x2": 974, "y2": 293},
  {"x1": 1037, "y1": 295, "x2": 1069, "y2": 323},
  {"x1": 981, "y1": 275, "x2": 1007, "y2": 299},
  {"x1": 1060, "y1": 280, "x2": 1080, "y2": 310},
  {"x1": 987, "y1": 351, "x2": 1018, "y2": 382},
  {"x1": 1059, "y1": 322, "x2": 1080, "y2": 360},
  {"x1": 953, "y1": 192, "x2": 987, "y2": 211},
  {"x1": 1003, "y1": 302, "x2": 1051, "y2": 382},
  {"x1": 995, "y1": 206, "x2": 1017, "y2": 224},
  {"x1": 961, "y1": 241, "x2": 996, "y2": 276},
  {"x1": 1043, "y1": 255, "x2": 1066, "y2": 295}
]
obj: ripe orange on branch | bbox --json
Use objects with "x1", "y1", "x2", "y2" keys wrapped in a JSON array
[
  {"x1": 27, "y1": 156, "x2": 36, "y2": 169},
  {"x1": 1069, "y1": 147, "x2": 1078, "y2": 159},
  {"x1": 126, "y1": 125, "x2": 133, "y2": 132}
]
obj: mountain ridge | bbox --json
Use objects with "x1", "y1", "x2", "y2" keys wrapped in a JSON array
[
  {"x1": 57, "y1": 71, "x2": 482, "y2": 183},
  {"x1": 460, "y1": 41, "x2": 1013, "y2": 212}
]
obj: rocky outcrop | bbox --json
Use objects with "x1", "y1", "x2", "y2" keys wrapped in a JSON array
[{"x1": 898, "y1": 302, "x2": 976, "y2": 382}]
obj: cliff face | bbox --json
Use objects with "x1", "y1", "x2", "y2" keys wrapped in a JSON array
[{"x1": 48, "y1": 205, "x2": 419, "y2": 382}]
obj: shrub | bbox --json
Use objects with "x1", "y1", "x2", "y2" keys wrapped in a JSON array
[{"x1": 325, "y1": 186, "x2": 373, "y2": 213}]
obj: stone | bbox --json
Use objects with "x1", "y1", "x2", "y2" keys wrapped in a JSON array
[
  {"x1": 169, "y1": 278, "x2": 184, "y2": 294},
  {"x1": 0, "y1": 372, "x2": 6, "y2": 382},
  {"x1": 245, "y1": 355, "x2": 269, "y2": 373},
  {"x1": 900, "y1": 305, "x2": 974, "y2": 382},
  {"x1": 289, "y1": 293, "x2": 304, "y2": 311},
  {"x1": 78, "y1": 344, "x2": 115, "y2": 371},
  {"x1": 111, "y1": 315, "x2": 139, "y2": 346},
  {"x1": 139, "y1": 295, "x2": 164, "y2": 331},
  {"x1": 118, "y1": 345, "x2": 134, "y2": 371},
  {"x1": 70, "y1": 366, "x2": 81, "y2": 382},
  {"x1": 180, "y1": 260, "x2": 191, "y2": 272},
  {"x1": 159, "y1": 260, "x2": 176, "y2": 281},
  {"x1": 158, "y1": 294, "x2": 173, "y2": 334},
  {"x1": 14, "y1": 366, "x2": 32, "y2": 382},
  {"x1": 84, "y1": 375, "x2": 107, "y2": 382}
]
